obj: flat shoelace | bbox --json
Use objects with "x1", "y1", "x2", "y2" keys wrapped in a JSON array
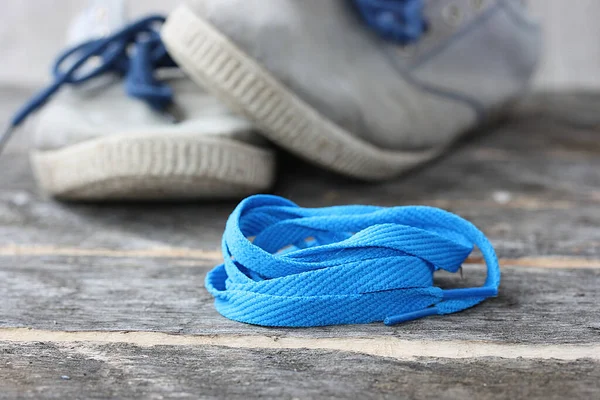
[
  {"x1": 354, "y1": 0, "x2": 426, "y2": 43},
  {"x1": 206, "y1": 195, "x2": 500, "y2": 327},
  {"x1": 0, "y1": 14, "x2": 175, "y2": 154}
]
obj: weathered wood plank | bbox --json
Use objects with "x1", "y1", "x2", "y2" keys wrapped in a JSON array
[
  {"x1": 1, "y1": 91, "x2": 598, "y2": 260},
  {"x1": 1, "y1": 176, "x2": 598, "y2": 259},
  {"x1": 1, "y1": 342, "x2": 599, "y2": 400},
  {"x1": 1, "y1": 255, "x2": 599, "y2": 344},
  {"x1": 2, "y1": 81, "x2": 600, "y2": 398},
  {"x1": 3, "y1": 328, "x2": 599, "y2": 361}
]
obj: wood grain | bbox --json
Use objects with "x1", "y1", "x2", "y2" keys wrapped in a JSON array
[
  {"x1": 1, "y1": 92, "x2": 598, "y2": 260},
  {"x1": 1, "y1": 256, "x2": 598, "y2": 344},
  {"x1": 1, "y1": 89, "x2": 599, "y2": 398},
  {"x1": 1, "y1": 342, "x2": 599, "y2": 400}
]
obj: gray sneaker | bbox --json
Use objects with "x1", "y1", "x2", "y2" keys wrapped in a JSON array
[
  {"x1": 11, "y1": 1, "x2": 275, "y2": 200},
  {"x1": 162, "y1": 0, "x2": 541, "y2": 180}
]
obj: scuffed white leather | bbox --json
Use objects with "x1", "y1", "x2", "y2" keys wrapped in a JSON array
[
  {"x1": 33, "y1": 75, "x2": 263, "y2": 151},
  {"x1": 34, "y1": 0, "x2": 264, "y2": 151},
  {"x1": 410, "y1": 0, "x2": 542, "y2": 114},
  {"x1": 187, "y1": 0, "x2": 540, "y2": 151}
]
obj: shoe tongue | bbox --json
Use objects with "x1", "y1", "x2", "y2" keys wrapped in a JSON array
[{"x1": 66, "y1": 0, "x2": 128, "y2": 44}]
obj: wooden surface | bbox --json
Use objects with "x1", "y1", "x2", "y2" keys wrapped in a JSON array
[
  {"x1": 2, "y1": 342, "x2": 599, "y2": 400},
  {"x1": 0, "y1": 89, "x2": 599, "y2": 399}
]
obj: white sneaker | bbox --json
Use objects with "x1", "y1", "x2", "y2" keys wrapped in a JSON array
[
  {"x1": 7, "y1": 1, "x2": 275, "y2": 200},
  {"x1": 162, "y1": 0, "x2": 541, "y2": 180}
]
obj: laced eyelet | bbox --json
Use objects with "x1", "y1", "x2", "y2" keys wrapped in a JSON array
[{"x1": 443, "y1": 3, "x2": 463, "y2": 27}]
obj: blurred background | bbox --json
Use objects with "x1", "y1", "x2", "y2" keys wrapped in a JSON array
[{"x1": 0, "y1": 0, "x2": 598, "y2": 91}]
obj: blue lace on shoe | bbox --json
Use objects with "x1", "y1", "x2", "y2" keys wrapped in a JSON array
[
  {"x1": 206, "y1": 195, "x2": 500, "y2": 327},
  {"x1": 0, "y1": 15, "x2": 175, "y2": 154},
  {"x1": 354, "y1": 0, "x2": 426, "y2": 43}
]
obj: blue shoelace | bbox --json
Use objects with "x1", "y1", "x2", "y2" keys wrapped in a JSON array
[
  {"x1": 354, "y1": 0, "x2": 427, "y2": 43},
  {"x1": 0, "y1": 14, "x2": 175, "y2": 154},
  {"x1": 206, "y1": 195, "x2": 500, "y2": 327}
]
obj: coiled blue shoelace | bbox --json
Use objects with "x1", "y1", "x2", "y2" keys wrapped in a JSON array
[
  {"x1": 354, "y1": 0, "x2": 426, "y2": 43},
  {"x1": 206, "y1": 195, "x2": 500, "y2": 327},
  {"x1": 0, "y1": 15, "x2": 175, "y2": 154}
]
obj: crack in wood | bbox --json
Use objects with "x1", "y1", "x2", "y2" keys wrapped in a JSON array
[{"x1": 1, "y1": 328, "x2": 598, "y2": 361}]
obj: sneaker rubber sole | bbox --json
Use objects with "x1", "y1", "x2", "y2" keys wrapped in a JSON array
[
  {"x1": 31, "y1": 132, "x2": 275, "y2": 200},
  {"x1": 161, "y1": 4, "x2": 442, "y2": 181}
]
